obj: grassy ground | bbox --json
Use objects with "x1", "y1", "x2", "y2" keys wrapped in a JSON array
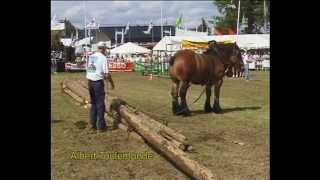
[{"x1": 51, "y1": 71, "x2": 269, "y2": 180}]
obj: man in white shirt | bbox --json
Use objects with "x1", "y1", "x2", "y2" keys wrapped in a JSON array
[
  {"x1": 86, "y1": 42, "x2": 115, "y2": 132},
  {"x1": 243, "y1": 51, "x2": 251, "y2": 81}
]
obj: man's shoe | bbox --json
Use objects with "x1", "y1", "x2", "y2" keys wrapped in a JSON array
[
  {"x1": 98, "y1": 128, "x2": 107, "y2": 133},
  {"x1": 86, "y1": 127, "x2": 97, "y2": 134}
]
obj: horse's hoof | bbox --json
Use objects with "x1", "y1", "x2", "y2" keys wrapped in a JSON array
[
  {"x1": 176, "y1": 108, "x2": 191, "y2": 116},
  {"x1": 204, "y1": 106, "x2": 213, "y2": 113},
  {"x1": 213, "y1": 107, "x2": 222, "y2": 114},
  {"x1": 176, "y1": 111, "x2": 185, "y2": 116},
  {"x1": 182, "y1": 111, "x2": 191, "y2": 117},
  {"x1": 172, "y1": 102, "x2": 180, "y2": 115}
]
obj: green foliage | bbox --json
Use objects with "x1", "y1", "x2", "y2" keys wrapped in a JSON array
[
  {"x1": 51, "y1": 19, "x2": 77, "y2": 51},
  {"x1": 64, "y1": 19, "x2": 76, "y2": 38},
  {"x1": 212, "y1": 0, "x2": 269, "y2": 33},
  {"x1": 175, "y1": 14, "x2": 183, "y2": 28},
  {"x1": 51, "y1": 31, "x2": 64, "y2": 51}
]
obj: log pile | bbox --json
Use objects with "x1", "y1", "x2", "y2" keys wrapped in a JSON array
[{"x1": 61, "y1": 78, "x2": 215, "y2": 180}]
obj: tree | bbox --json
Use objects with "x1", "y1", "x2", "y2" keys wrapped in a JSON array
[
  {"x1": 212, "y1": 0, "x2": 269, "y2": 34},
  {"x1": 64, "y1": 19, "x2": 76, "y2": 38},
  {"x1": 197, "y1": 18, "x2": 208, "y2": 32},
  {"x1": 51, "y1": 18, "x2": 76, "y2": 50},
  {"x1": 51, "y1": 30, "x2": 64, "y2": 51}
]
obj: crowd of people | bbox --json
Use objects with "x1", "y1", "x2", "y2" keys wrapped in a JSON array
[
  {"x1": 106, "y1": 53, "x2": 172, "y2": 64},
  {"x1": 52, "y1": 46, "x2": 269, "y2": 80},
  {"x1": 51, "y1": 51, "x2": 63, "y2": 73},
  {"x1": 231, "y1": 49, "x2": 270, "y2": 80}
]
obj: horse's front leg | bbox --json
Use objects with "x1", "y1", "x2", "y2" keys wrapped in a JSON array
[
  {"x1": 204, "y1": 84, "x2": 213, "y2": 112},
  {"x1": 213, "y1": 79, "x2": 223, "y2": 113},
  {"x1": 178, "y1": 81, "x2": 191, "y2": 116},
  {"x1": 171, "y1": 79, "x2": 180, "y2": 115}
]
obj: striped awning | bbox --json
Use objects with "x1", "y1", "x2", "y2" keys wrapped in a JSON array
[{"x1": 182, "y1": 39, "x2": 234, "y2": 49}]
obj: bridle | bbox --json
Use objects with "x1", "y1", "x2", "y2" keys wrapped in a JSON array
[{"x1": 204, "y1": 43, "x2": 241, "y2": 75}]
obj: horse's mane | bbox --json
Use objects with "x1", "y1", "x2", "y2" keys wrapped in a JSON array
[{"x1": 204, "y1": 42, "x2": 239, "y2": 56}]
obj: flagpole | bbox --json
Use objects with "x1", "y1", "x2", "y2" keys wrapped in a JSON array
[
  {"x1": 84, "y1": 1, "x2": 87, "y2": 45},
  {"x1": 264, "y1": 0, "x2": 267, "y2": 33},
  {"x1": 114, "y1": 29, "x2": 118, "y2": 47},
  {"x1": 152, "y1": 25, "x2": 154, "y2": 43},
  {"x1": 89, "y1": 29, "x2": 91, "y2": 45},
  {"x1": 83, "y1": 1, "x2": 88, "y2": 61},
  {"x1": 161, "y1": 6, "x2": 163, "y2": 39},
  {"x1": 236, "y1": 0, "x2": 241, "y2": 35},
  {"x1": 121, "y1": 29, "x2": 124, "y2": 44}
]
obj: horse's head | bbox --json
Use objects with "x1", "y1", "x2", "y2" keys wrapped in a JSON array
[
  {"x1": 229, "y1": 42, "x2": 243, "y2": 65},
  {"x1": 206, "y1": 41, "x2": 243, "y2": 66}
]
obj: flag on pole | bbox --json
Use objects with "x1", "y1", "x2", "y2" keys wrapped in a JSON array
[
  {"x1": 124, "y1": 22, "x2": 130, "y2": 35},
  {"x1": 143, "y1": 21, "x2": 153, "y2": 34},
  {"x1": 51, "y1": 14, "x2": 57, "y2": 22},
  {"x1": 86, "y1": 17, "x2": 99, "y2": 30},
  {"x1": 121, "y1": 29, "x2": 124, "y2": 44},
  {"x1": 75, "y1": 28, "x2": 79, "y2": 40},
  {"x1": 175, "y1": 14, "x2": 183, "y2": 28}
]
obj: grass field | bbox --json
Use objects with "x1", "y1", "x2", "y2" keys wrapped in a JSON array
[{"x1": 51, "y1": 71, "x2": 269, "y2": 180}]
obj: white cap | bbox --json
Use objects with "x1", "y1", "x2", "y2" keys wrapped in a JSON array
[{"x1": 97, "y1": 41, "x2": 107, "y2": 48}]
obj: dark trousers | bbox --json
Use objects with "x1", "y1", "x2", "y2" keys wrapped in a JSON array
[
  {"x1": 244, "y1": 64, "x2": 250, "y2": 80},
  {"x1": 88, "y1": 80, "x2": 106, "y2": 129}
]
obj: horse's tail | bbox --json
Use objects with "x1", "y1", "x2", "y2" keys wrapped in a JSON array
[{"x1": 169, "y1": 54, "x2": 176, "y2": 66}]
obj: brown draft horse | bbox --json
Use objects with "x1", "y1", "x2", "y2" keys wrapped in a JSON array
[{"x1": 169, "y1": 41, "x2": 243, "y2": 116}]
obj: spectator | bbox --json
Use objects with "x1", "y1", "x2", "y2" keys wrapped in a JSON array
[{"x1": 242, "y1": 51, "x2": 251, "y2": 81}]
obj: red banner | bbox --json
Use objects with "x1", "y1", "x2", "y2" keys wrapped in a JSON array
[{"x1": 108, "y1": 62, "x2": 134, "y2": 72}]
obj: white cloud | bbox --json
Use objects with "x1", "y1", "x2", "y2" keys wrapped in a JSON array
[
  {"x1": 62, "y1": 4, "x2": 83, "y2": 19},
  {"x1": 51, "y1": 1, "x2": 220, "y2": 28}
]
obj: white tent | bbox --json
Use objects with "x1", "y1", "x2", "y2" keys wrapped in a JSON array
[
  {"x1": 153, "y1": 34, "x2": 270, "y2": 52},
  {"x1": 110, "y1": 42, "x2": 151, "y2": 55},
  {"x1": 175, "y1": 28, "x2": 208, "y2": 37},
  {"x1": 152, "y1": 36, "x2": 182, "y2": 52},
  {"x1": 60, "y1": 38, "x2": 72, "y2": 47},
  {"x1": 74, "y1": 37, "x2": 93, "y2": 47},
  {"x1": 91, "y1": 41, "x2": 112, "y2": 51},
  {"x1": 235, "y1": 34, "x2": 269, "y2": 49}
]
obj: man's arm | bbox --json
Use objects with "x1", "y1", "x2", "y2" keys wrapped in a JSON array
[
  {"x1": 102, "y1": 56, "x2": 114, "y2": 89},
  {"x1": 104, "y1": 73, "x2": 115, "y2": 89}
]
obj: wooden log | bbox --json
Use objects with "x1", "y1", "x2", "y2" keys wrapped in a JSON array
[
  {"x1": 117, "y1": 123, "x2": 145, "y2": 142},
  {"x1": 77, "y1": 79, "x2": 89, "y2": 89},
  {"x1": 63, "y1": 80, "x2": 90, "y2": 104},
  {"x1": 159, "y1": 130, "x2": 191, "y2": 151},
  {"x1": 118, "y1": 106, "x2": 215, "y2": 180},
  {"x1": 106, "y1": 95, "x2": 188, "y2": 145},
  {"x1": 126, "y1": 105, "x2": 188, "y2": 144},
  {"x1": 62, "y1": 86, "x2": 85, "y2": 105}
]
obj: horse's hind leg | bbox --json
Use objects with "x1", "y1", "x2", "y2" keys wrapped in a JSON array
[
  {"x1": 204, "y1": 85, "x2": 213, "y2": 112},
  {"x1": 171, "y1": 79, "x2": 180, "y2": 115},
  {"x1": 178, "y1": 81, "x2": 191, "y2": 116},
  {"x1": 213, "y1": 79, "x2": 223, "y2": 113}
]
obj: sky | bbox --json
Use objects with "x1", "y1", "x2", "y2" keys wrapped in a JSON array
[{"x1": 51, "y1": 1, "x2": 220, "y2": 29}]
